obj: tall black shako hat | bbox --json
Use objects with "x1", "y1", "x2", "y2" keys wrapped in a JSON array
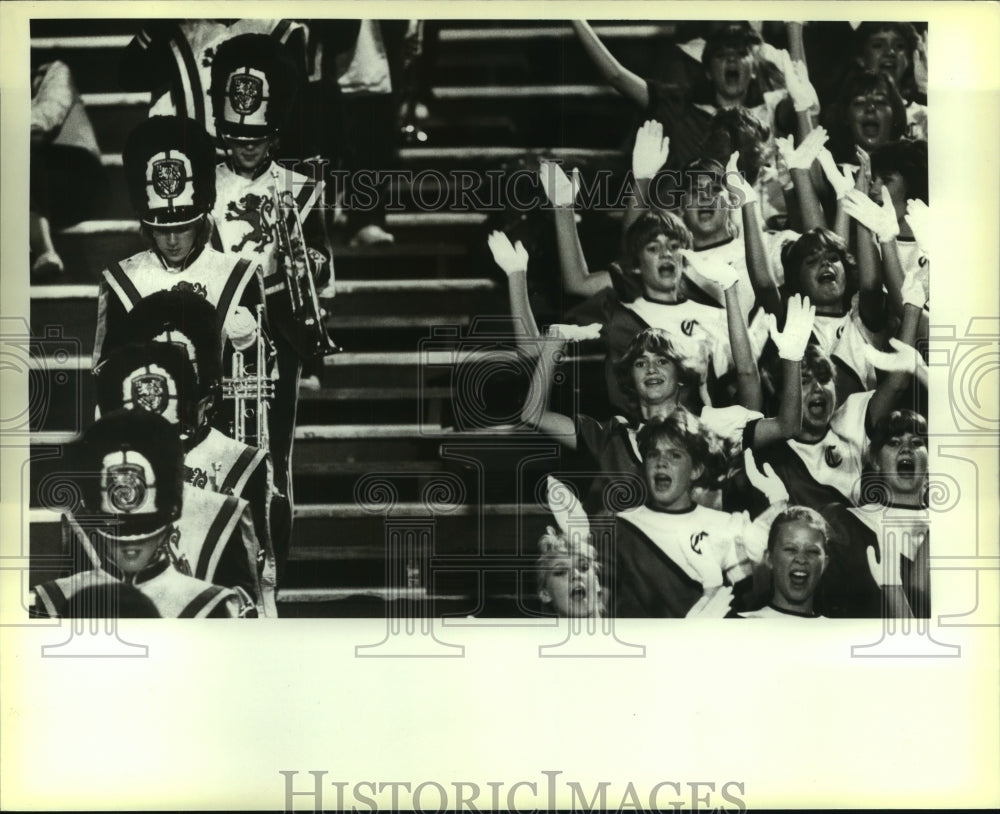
[
  {"x1": 123, "y1": 116, "x2": 217, "y2": 227},
  {"x1": 94, "y1": 341, "x2": 201, "y2": 438},
  {"x1": 210, "y1": 33, "x2": 299, "y2": 140},
  {"x1": 120, "y1": 290, "x2": 225, "y2": 400},
  {"x1": 73, "y1": 410, "x2": 184, "y2": 533}
]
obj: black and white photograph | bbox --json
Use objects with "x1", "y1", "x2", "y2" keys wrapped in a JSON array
[
  {"x1": 1, "y1": 2, "x2": 998, "y2": 811},
  {"x1": 20, "y1": 14, "x2": 937, "y2": 621}
]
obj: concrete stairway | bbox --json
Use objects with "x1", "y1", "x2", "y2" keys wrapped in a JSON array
[{"x1": 27, "y1": 18, "x2": 672, "y2": 615}]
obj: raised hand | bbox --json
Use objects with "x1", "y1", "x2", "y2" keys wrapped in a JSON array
[
  {"x1": 778, "y1": 49, "x2": 820, "y2": 113},
  {"x1": 770, "y1": 145, "x2": 793, "y2": 189},
  {"x1": 866, "y1": 542, "x2": 903, "y2": 588},
  {"x1": 756, "y1": 42, "x2": 787, "y2": 71},
  {"x1": 546, "y1": 323, "x2": 603, "y2": 342},
  {"x1": 699, "y1": 405, "x2": 765, "y2": 442},
  {"x1": 854, "y1": 146, "x2": 872, "y2": 193},
  {"x1": 685, "y1": 585, "x2": 735, "y2": 618},
  {"x1": 725, "y1": 150, "x2": 758, "y2": 205},
  {"x1": 905, "y1": 199, "x2": 931, "y2": 256},
  {"x1": 744, "y1": 448, "x2": 789, "y2": 505},
  {"x1": 487, "y1": 230, "x2": 529, "y2": 276},
  {"x1": 863, "y1": 338, "x2": 928, "y2": 388},
  {"x1": 679, "y1": 249, "x2": 739, "y2": 291},
  {"x1": 776, "y1": 126, "x2": 828, "y2": 171},
  {"x1": 817, "y1": 148, "x2": 856, "y2": 200},
  {"x1": 632, "y1": 119, "x2": 670, "y2": 180},
  {"x1": 843, "y1": 188, "x2": 899, "y2": 243},
  {"x1": 774, "y1": 135, "x2": 796, "y2": 172},
  {"x1": 766, "y1": 293, "x2": 816, "y2": 361},
  {"x1": 538, "y1": 159, "x2": 579, "y2": 208},
  {"x1": 900, "y1": 271, "x2": 927, "y2": 310}
]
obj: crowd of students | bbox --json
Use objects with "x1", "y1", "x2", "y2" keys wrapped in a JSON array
[
  {"x1": 514, "y1": 20, "x2": 930, "y2": 620},
  {"x1": 30, "y1": 18, "x2": 930, "y2": 621}
]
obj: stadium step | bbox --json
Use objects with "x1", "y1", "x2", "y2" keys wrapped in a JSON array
[
  {"x1": 48, "y1": 213, "x2": 498, "y2": 282},
  {"x1": 27, "y1": 340, "x2": 537, "y2": 432},
  {"x1": 30, "y1": 280, "x2": 505, "y2": 356},
  {"x1": 43, "y1": 231, "x2": 476, "y2": 282},
  {"x1": 31, "y1": 21, "x2": 675, "y2": 97},
  {"x1": 87, "y1": 100, "x2": 522, "y2": 156},
  {"x1": 26, "y1": 18, "x2": 640, "y2": 613},
  {"x1": 29, "y1": 500, "x2": 559, "y2": 611},
  {"x1": 81, "y1": 89, "x2": 634, "y2": 158}
]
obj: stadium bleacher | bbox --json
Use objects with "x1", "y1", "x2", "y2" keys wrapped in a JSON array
[{"x1": 27, "y1": 19, "x2": 678, "y2": 616}]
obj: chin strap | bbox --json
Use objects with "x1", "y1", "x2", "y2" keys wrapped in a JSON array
[{"x1": 147, "y1": 216, "x2": 209, "y2": 272}]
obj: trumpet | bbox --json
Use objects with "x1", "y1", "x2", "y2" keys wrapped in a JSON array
[
  {"x1": 270, "y1": 167, "x2": 341, "y2": 359},
  {"x1": 222, "y1": 304, "x2": 276, "y2": 448}
]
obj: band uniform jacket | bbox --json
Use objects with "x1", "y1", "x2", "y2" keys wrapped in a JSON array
[
  {"x1": 185, "y1": 425, "x2": 277, "y2": 617},
  {"x1": 66, "y1": 485, "x2": 262, "y2": 606},
  {"x1": 32, "y1": 560, "x2": 247, "y2": 619},
  {"x1": 213, "y1": 159, "x2": 333, "y2": 343},
  {"x1": 211, "y1": 160, "x2": 332, "y2": 505},
  {"x1": 120, "y1": 19, "x2": 309, "y2": 139},
  {"x1": 92, "y1": 245, "x2": 261, "y2": 366}
]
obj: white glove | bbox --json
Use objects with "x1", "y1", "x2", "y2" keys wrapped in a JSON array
[
  {"x1": 877, "y1": 183, "x2": 904, "y2": 237},
  {"x1": 901, "y1": 272, "x2": 927, "y2": 310},
  {"x1": 757, "y1": 42, "x2": 786, "y2": 71},
  {"x1": 632, "y1": 119, "x2": 670, "y2": 180},
  {"x1": 767, "y1": 294, "x2": 816, "y2": 361},
  {"x1": 864, "y1": 337, "x2": 926, "y2": 377},
  {"x1": 725, "y1": 150, "x2": 758, "y2": 205},
  {"x1": 842, "y1": 189, "x2": 899, "y2": 243},
  {"x1": 769, "y1": 149, "x2": 793, "y2": 190},
  {"x1": 225, "y1": 306, "x2": 257, "y2": 351},
  {"x1": 685, "y1": 585, "x2": 734, "y2": 618},
  {"x1": 868, "y1": 338, "x2": 919, "y2": 373},
  {"x1": 913, "y1": 30, "x2": 928, "y2": 95},
  {"x1": 546, "y1": 323, "x2": 603, "y2": 342},
  {"x1": 775, "y1": 127, "x2": 828, "y2": 172},
  {"x1": 487, "y1": 231, "x2": 528, "y2": 276},
  {"x1": 780, "y1": 50, "x2": 820, "y2": 113},
  {"x1": 904, "y1": 199, "x2": 931, "y2": 257},
  {"x1": 538, "y1": 159, "x2": 579, "y2": 208},
  {"x1": 817, "y1": 149, "x2": 856, "y2": 200},
  {"x1": 866, "y1": 542, "x2": 903, "y2": 588},
  {"x1": 743, "y1": 448, "x2": 789, "y2": 505},
  {"x1": 679, "y1": 249, "x2": 739, "y2": 291},
  {"x1": 699, "y1": 405, "x2": 764, "y2": 443}
]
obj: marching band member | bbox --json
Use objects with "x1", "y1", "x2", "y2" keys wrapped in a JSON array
[
  {"x1": 92, "y1": 115, "x2": 263, "y2": 367},
  {"x1": 120, "y1": 287, "x2": 292, "y2": 593},
  {"x1": 209, "y1": 32, "x2": 339, "y2": 568},
  {"x1": 62, "y1": 408, "x2": 263, "y2": 607},
  {"x1": 120, "y1": 19, "x2": 309, "y2": 141},
  {"x1": 32, "y1": 411, "x2": 254, "y2": 618},
  {"x1": 94, "y1": 335, "x2": 278, "y2": 616}
]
